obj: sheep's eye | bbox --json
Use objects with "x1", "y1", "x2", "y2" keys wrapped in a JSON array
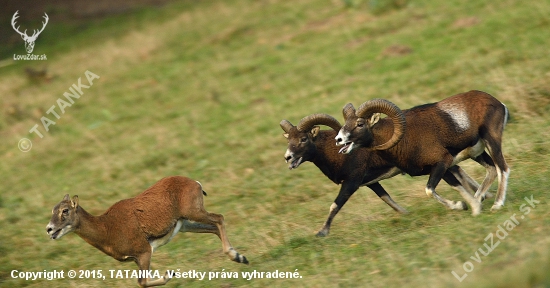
[
  {"x1": 62, "y1": 208, "x2": 69, "y2": 215},
  {"x1": 300, "y1": 137, "x2": 307, "y2": 143}
]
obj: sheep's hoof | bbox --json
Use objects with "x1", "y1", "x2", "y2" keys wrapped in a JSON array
[
  {"x1": 490, "y1": 204, "x2": 503, "y2": 212},
  {"x1": 315, "y1": 229, "x2": 329, "y2": 237},
  {"x1": 164, "y1": 271, "x2": 173, "y2": 283},
  {"x1": 235, "y1": 254, "x2": 249, "y2": 265},
  {"x1": 453, "y1": 201, "x2": 468, "y2": 211},
  {"x1": 471, "y1": 204, "x2": 482, "y2": 216},
  {"x1": 476, "y1": 192, "x2": 494, "y2": 202},
  {"x1": 482, "y1": 192, "x2": 494, "y2": 201}
]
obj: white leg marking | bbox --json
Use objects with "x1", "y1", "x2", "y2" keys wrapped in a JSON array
[
  {"x1": 491, "y1": 167, "x2": 509, "y2": 211},
  {"x1": 425, "y1": 187, "x2": 434, "y2": 197},
  {"x1": 451, "y1": 185, "x2": 481, "y2": 215},
  {"x1": 428, "y1": 187, "x2": 468, "y2": 211},
  {"x1": 329, "y1": 203, "x2": 338, "y2": 213},
  {"x1": 474, "y1": 165, "x2": 497, "y2": 200},
  {"x1": 496, "y1": 168, "x2": 510, "y2": 206}
]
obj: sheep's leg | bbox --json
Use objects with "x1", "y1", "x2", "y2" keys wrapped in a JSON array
[
  {"x1": 448, "y1": 166, "x2": 479, "y2": 194},
  {"x1": 492, "y1": 165, "x2": 510, "y2": 211},
  {"x1": 136, "y1": 252, "x2": 171, "y2": 287},
  {"x1": 471, "y1": 152, "x2": 498, "y2": 202},
  {"x1": 316, "y1": 180, "x2": 360, "y2": 237},
  {"x1": 366, "y1": 183, "x2": 408, "y2": 213},
  {"x1": 426, "y1": 162, "x2": 468, "y2": 211},
  {"x1": 443, "y1": 171, "x2": 482, "y2": 215},
  {"x1": 183, "y1": 211, "x2": 248, "y2": 264},
  {"x1": 450, "y1": 165, "x2": 495, "y2": 201},
  {"x1": 180, "y1": 220, "x2": 218, "y2": 233},
  {"x1": 483, "y1": 138, "x2": 510, "y2": 211},
  {"x1": 477, "y1": 102, "x2": 511, "y2": 211},
  {"x1": 449, "y1": 165, "x2": 494, "y2": 202}
]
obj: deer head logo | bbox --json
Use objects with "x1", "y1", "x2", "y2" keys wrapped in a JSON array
[{"x1": 11, "y1": 11, "x2": 49, "y2": 54}]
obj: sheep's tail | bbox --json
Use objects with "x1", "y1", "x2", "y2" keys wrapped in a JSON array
[
  {"x1": 195, "y1": 180, "x2": 207, "y2": 196},
  {"x1": 503, "y1": 103, "x2": 510, "y2": 127}
]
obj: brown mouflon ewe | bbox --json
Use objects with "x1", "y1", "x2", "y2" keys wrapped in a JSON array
[{"x1": 46, "y1": 176, "x2": 248, "y2": 287}]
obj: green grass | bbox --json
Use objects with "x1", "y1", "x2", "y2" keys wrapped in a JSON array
[{"x1": 1, "y1": 0, "x2": 550, "y2": 287}]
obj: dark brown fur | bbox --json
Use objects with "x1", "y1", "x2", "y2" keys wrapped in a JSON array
[
  {"x1": 283, "y1": 120, "x2": 482, "y2": 236},
  {"x1": 339, "y1": 90, "x2": 510, "y2": 213}
]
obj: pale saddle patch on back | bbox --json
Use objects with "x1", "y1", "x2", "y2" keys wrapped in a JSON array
[{"x1": 438, "y1": 102, "x2": 470, "y2": 132}]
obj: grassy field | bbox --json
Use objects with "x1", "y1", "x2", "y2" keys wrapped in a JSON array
[{"x1": 1, "y1": 0, "x2": 549, "y2": 287}]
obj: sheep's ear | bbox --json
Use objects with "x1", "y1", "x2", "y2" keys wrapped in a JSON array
[
  {"x1": 310, "y1": 126, "x2": 320, "y2": 138},
  {"x1": 368, "y1": 113, "x2": 381, "y2": 127},
  {"x1": 71, "y1": 195, "x2": 79, "y2": 208},
  {"x1": 283, "y1": 133, "x2": 289, "y2": 139}
]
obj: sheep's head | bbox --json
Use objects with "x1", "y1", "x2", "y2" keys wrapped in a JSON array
[
  {"x1": 46, "y1": 194, "x2": 79, "y2": 240},
  {"x1": 281, "y1": 114, "x2": 342, "y2": 170},
  {"x1": 335, "y1": 99, "x2": 406, "y2": 154}
]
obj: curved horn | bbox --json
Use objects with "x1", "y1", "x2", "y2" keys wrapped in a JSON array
[
  {"x1": 280, "y1": 120, "x2": 295, "y2": 133},
  {"x1": 296, "y1": 113, "x2": 342, "y2": 132},
  {"x1": 342, "y1": 103, "x2": 355, "y2": 120},
  {"x1": 356, "y1": 99, "x2": 406, "y2": 150}
]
